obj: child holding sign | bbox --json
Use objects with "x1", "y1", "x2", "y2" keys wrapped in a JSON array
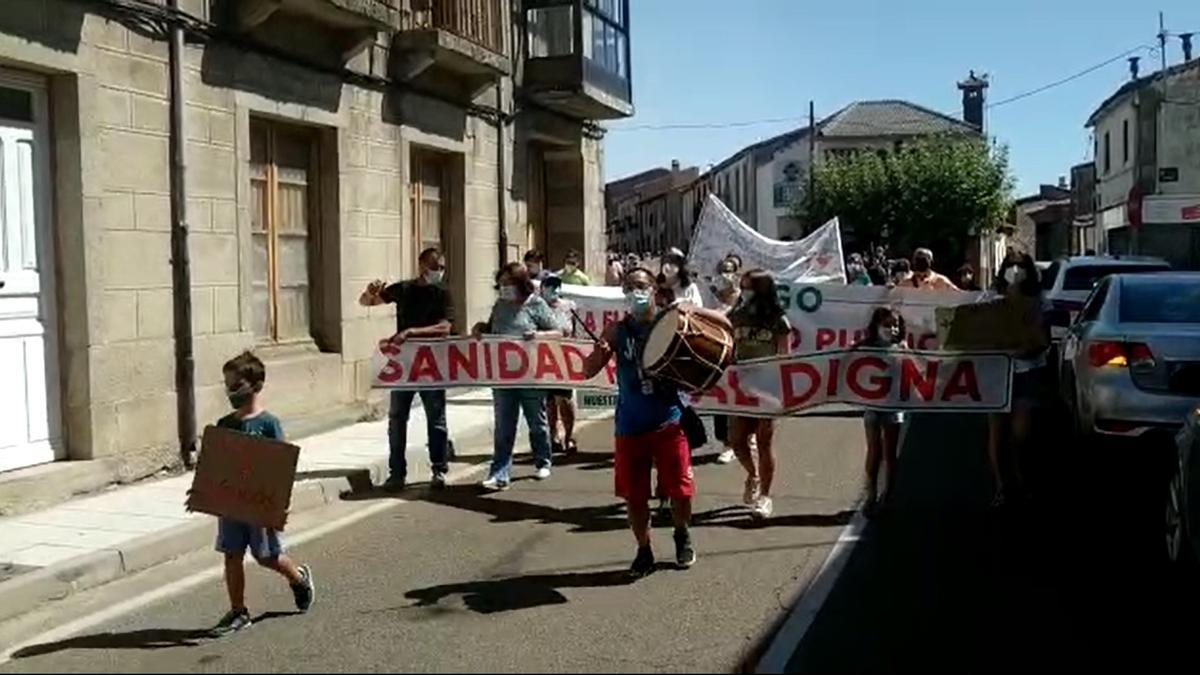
[
  {"x1": 855, "y1": 308, "x2": 907, "y2": 518},
  {"x1": 210, "y1": 352, "x2": 316, "y2": 637}
]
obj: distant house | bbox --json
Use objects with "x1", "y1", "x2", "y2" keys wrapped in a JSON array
[{"x1": 1086, "y1": 54, "x2": 1200, "y2": 269}]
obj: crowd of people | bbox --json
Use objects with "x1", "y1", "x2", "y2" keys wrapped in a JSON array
[{"x1": 200, "y1": 241, "x2": 1052, "y2": 633}]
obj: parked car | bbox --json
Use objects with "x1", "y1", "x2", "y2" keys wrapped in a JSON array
[
  {"x1": 1041, "y1": 255, "x2": 1171, "y2": 342},
  {"x1": 1166, "y1": 406, "x2": 1200, "y2": 566},
  {"x1": 1059, "y1": 272, "x2": 1200, "y2": 438}
]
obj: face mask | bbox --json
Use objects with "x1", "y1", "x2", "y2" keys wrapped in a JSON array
[
  {"x1": 1004, "y1": 266, "x2": 1025, "y2": 286},
  {"x1": 877, "y1": 326, "x2": 897, "y2": 343},
  {"x1": 499, "y1": 285, "x2": 519, "y2": 302},
  {"x1": 528, "y1": 264, "x2": 542, "y2": 275},
  {"x1": 912, "y1": 257, "x2": 931, "y2": 273},
  {"x1": 227, "y1": 384, "x2": 253, "y2": 409},
  {"x1": 740, "y1": 289, "x2": 755, "y2": 304},
  {"x1": 424, "y1": 270, "x2": 444, "y2": 285},
  {"x1": 662, "y1": 263, "x2": 679, "y2": 279},
  {"x1": 625, "y1": 289, "x2": 653, "y2": 313},
  {"x1": 565, "y1": 263, "x2": 578, "y2": 274},
  {"x1": 543, "y1": 288, "x2": 560, "y2": 302},
  {"x1": 715, "y1": 273, "x2": 735, "y2": 292}
]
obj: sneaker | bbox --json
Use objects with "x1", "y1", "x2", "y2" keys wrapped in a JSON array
[
  {"x1": 743, "y1": 476, "x2": 761, "y2": 505},
  {"x1": 751, "y1": 496, "x2": 774, "y2": 520},
  {"x1": 481, "y1": 476, "x2": 510, "y2": 492},
  {"x1": 291, "y1": 564, "x2": 315, "y2": 612},
  {"x1": 673, "y1": 528, "x2": 697, "y2": 569},
  {"x1": 211, "y1": 608, "x2": 252, "y2": 637},
  {"x1": 534, "y1": 467, "x2": 552, "y2": 481},
  {"x1": 382, "y1": 477, "x2": 406, "y2": 493},
  {"x1": 431, "y1": 471, "x2": 448, "y2": 490},
  {"x1": 716, "y1": 448, "x2": 736, "y2": 465},
  {"x1": 630, "y1": 545, "x2": 656, "y2": 578}
]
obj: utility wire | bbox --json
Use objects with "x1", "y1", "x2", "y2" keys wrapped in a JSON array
[{"x1": 609, "y1": 44, "x2": 1160, "y2": 132}]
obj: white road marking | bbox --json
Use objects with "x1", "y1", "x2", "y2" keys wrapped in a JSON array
[
  {"x1": 754, "y1": 511, "x2": 867, "y2": 674},
  {"x1": 754, "y1": 415, "x2": 909, "y2": 674},
  {"x1": 0, "y1": 462, "x2": 490, "y2": 665}
]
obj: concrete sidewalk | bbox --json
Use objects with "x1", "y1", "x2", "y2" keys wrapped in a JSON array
[{"x1": 0, "y1": 390, "x2": 607, "y2": 623}]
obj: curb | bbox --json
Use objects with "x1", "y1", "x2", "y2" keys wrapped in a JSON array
[{"x1": 0, "y1": 410, "x2": 613, "y2": 625}]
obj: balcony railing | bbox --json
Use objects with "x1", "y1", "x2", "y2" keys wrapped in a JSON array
[{"x1": 410, "y1": 0, "x2": 506, "y2": 55}]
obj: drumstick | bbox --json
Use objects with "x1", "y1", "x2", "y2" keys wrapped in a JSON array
[{"x1": 570, "y1": 308, "x2": 601, "y2": 342}]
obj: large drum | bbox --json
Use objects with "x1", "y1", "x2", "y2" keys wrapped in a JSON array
[{"x1": 642, "y1": 307, "x2": 734, "y2": 394}]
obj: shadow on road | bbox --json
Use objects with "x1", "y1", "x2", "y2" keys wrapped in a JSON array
[
  {"x1": 782, "y1": 408, "x2": 1200, "y2": 673},
  {"x1": 402, "y1": 569, "x2": 638, "y2": 614},
  {"x1": 9, "y1": 612, "x2": 297, "y2": 658}
]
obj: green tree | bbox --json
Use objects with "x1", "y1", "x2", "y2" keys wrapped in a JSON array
[{"x1": 799, "y1": 136, "x2": 1015, "y2": 266}]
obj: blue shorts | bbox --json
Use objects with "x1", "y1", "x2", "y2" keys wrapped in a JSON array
[
  {"x1": 215, "y1": 518, "x2": 285, "y2": 559},
  {"x1": 863, "y1": 410, "x2": 905, "y2": 427}
]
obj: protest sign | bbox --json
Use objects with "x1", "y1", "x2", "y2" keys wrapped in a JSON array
[
  {"x1": 936, "y1": 295, "x2": 1050, "y2": 353},
  {"x1": 371, "y1": 338, "x2": 1012, "y2": 415},
  {"x1": 186, "y1": 426, "x2": 300, "y2": 530}
]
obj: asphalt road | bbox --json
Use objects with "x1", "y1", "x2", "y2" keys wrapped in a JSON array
[
  {"x1": 786, "y1": 408, "x2": 1200, "y2": 673},
  {"x1": 1, "y1": 412, "x2": 864, "y2": 673}
]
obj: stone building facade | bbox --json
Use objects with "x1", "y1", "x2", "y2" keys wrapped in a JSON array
[{"x1": 0, "y1": 0, "x2": 632, "y2": 502}]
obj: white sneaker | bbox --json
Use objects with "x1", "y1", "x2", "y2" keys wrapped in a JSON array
[
  {"x1": 751, "y1": 496, "x2": 774, "y2": 520},
  {"x1": 534, "y1": 467, "x2": 551, "y2": 481},
  {"x1": 481, "y1": 476, "x2": 509, "y2": 492},
  {"x1": 743, "y1": 476, "x2": 760, "y2": 505},
  {"x1": 716, "y1": 448, "x2": 736, "y2": 465}
]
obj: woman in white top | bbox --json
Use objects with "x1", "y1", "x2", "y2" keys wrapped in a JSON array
[
  {"x1": 708, "y1": 255, "x2": 743, "y2": 465},
  {"x1": 658, "y1": 248, "x2": 704, "y2": 307}
]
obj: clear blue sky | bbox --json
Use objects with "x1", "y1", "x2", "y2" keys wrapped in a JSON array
[{"x1": 604, "y1": 0, "x2": 1200, "y2": 195}]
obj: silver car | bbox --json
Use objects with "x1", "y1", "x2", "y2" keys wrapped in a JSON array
[
  {"x1": 1059, "y1": 272, "x2": 1200, "y2": 438},
  {"x1": 1167, "y1": 406, "x2": 1200, "y2": 566}
]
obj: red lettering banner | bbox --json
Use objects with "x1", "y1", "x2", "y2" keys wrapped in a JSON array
[{"x1": 371, "y1": 338, "x2": 1012, "y2": 414}]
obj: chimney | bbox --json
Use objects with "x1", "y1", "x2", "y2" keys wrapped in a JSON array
[
  {"x1": 1182, "y1": 33, "x2": 1195, "y2": 62},
  {"x1": 1058, "y1": 175, "x2": 1068, "y2": 190},
  {"x1": 670, "y1": 159, "x2": 681, "y2": 173},
  {"x1": 956, "y1": 70, "x2": 989, "y2": 133},
  {"x1": 1128, "y1": 56, "x2": 1140, "y2": 80}
]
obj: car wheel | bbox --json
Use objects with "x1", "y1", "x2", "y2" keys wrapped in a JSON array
[{"x1": 1166, "y1": 462, "x2": 1194, "y2": 567}]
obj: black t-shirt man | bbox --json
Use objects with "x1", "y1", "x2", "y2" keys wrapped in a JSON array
[{"x1": 380, "y1": 280, "x2": 455, "y2": 334}]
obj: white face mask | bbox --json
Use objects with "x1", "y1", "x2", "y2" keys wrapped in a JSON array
[
  {"x1": 424, "y1": 270, "x2": 444, "y2": 285},
  {"x1": 528, "y1": 263, "x2": 542, "y2": 275},
  {"x1": 662, "y1": 263, "x2": 679, "y2": 280},
  {"x1": 565, "y1": 263, "x2": 578, "y2": 274},
  {"x1": 1003, "y1": 266, "x2": 1025, "y2": 286},
  {"x1": 715, "y1": 273, "x2": 736, "y2": 292},
  {"x1": 499, "y1": 285, "x2": 519, "y2": 302},
  {"x1": 877, "y1": 326, "x2": 897, "y2": 343}
]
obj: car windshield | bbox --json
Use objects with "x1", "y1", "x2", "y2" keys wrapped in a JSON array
[
  {"x1": 1064, "y1": 264, "x2": 1169, "y2": 291},
  {"x1": 1120, "y1": 280, "x2": 1200, "y2": 323}
]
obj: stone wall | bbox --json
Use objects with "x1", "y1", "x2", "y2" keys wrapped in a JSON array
[{"x1": 0, "y1": 0, "x2": 607, "y2": 484}]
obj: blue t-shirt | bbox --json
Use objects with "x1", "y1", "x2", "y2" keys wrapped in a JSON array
[
  {"x1": 614, "y1": 318, "x2": 682, "y2": 437},
  {"x1": 217, "y1": 411, "x2": 284, "y2": 441},
  {"x1": 488, "y1": 295, "x2": 561, "y2": 336}
]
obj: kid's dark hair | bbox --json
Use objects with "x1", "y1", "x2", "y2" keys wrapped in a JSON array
[
  {"x1": 623, "y1": 266, "x2": 657, "y2": 288},
  {"x1": 523, "y1": 249, "x2": 545, "y2": 264},
  {"x1": 223, "y1": 351, "x2": 266, "y2": 391},
  {"x1": 862, "y1": 307, "x2": 906, "y2": 346},
  {"x1": 994, "y1": 252, "x2": 1041, "y2": 297},
  {"x1": 740, "y1": 269, "x2": 785, "y2": 324}
]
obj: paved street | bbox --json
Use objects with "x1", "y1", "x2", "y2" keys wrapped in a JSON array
[
  {"x1": 785, "y1": 409, "x2": 1199, "y2": 673},
  {"x1": 0, "y1": 413, "x2": 864, "y2": 673}
]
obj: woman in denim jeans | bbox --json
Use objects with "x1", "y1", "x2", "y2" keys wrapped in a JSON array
[{"x1": 471, "y1": 262, "x2": 566, "y2": 491}]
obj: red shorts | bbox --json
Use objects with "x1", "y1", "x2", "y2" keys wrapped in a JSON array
[{"x1": 614, "y1": 423, "x2": 695, "y2": 504}]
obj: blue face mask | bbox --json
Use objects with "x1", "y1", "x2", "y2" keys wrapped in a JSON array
[
  {"x1": 740, "y1": 289, "x2": 755, "y2": 304},
  {"x1": 625, "y1": 289, "x2": 653, "y2": 314},
  {"x1": 543, "y1": 288, "x2": 561, "y2": 302}
]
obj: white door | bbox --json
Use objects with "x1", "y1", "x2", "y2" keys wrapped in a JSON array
[{"x1": 0, "y1": 73, "x2": 61, "y2": 473}]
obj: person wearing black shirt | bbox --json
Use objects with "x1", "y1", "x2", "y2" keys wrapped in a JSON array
[{"x1": 360, "y1": 247, "x2": 455, "y2": 491}]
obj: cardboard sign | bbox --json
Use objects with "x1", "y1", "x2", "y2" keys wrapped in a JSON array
[
  {"x1": 186, "y1": 425, "x2": 300, "y2": 530},
  {"x1": 371, "y1": 338, "x2": 1013, "y2": 414},
  {"x1": 936, "y1": 295, "x2": 1049, "y2": 354}
]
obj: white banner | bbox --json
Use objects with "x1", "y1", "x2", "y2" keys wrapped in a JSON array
[
  {"x1": 370, "y1": 338, "x2": 1013, "y2": 414},
  {"x1": 690, "y1": 195, "x2": 847, "y2": 307},
  {"x1": 561, "y1": 283, "x2": 986, "y2": 353}
]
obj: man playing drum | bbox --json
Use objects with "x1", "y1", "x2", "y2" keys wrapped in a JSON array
[{"x1": 583, "y1": 268, "x2": 732, "y2": 577}]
